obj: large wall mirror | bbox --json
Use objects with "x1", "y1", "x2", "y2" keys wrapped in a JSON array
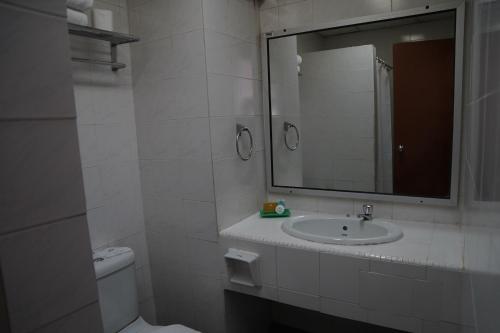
[{"x1": 262, "y1": 2, "x2": 464, "y2": 205}]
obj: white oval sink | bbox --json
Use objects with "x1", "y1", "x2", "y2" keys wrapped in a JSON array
[{"x1": 282, "y1": 215, "x2": 403, "y2": 245}]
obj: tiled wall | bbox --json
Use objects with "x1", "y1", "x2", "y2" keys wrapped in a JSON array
[
  {"x1": 128, "y1": 0, "x2": 218, "y2": 329},
  {"x1": 260, "y1": 0, "x2": 462, "y2": 224},
  {"x1": 0, "y1": 1, "x2": 103, "y2": 332},
  {"x1": 462, "y1": 0, "x2": 500, "y2": 332},
  {"x1": 69, "y1": 0, "x2": 155, "y2": 322},
  {"x1": 204, "y1": 0, "x2": 266, "y2": 231},
  {"x1": 129, "y1": 0, "x2": 264, "y2": 331}
]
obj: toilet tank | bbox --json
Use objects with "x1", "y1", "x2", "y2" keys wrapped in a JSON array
[{"x1": 94, "y1": 247, "x2": 139, "y2": 333}]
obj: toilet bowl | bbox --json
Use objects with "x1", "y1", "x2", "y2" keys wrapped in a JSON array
[{"x1": 94, "y1": 247, "x2": 199, "y2": 333}]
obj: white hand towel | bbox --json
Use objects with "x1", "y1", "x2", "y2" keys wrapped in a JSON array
[
  {"x1": 67, "y1": 8, "x2": 89, "y2": 26},
  {"x1": 67, "y1": 0, "x2": 94, "y2": 11},
  {"x1": 92, "y1": 9, "x2": 113, "y2": 31}
]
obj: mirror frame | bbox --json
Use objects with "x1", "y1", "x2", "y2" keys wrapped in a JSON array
[{"x1": 261, "y1": 1, "x2": 465, "y2": 206}]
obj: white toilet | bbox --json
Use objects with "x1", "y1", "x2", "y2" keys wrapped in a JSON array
[{"x1": 94, "y1": 247, "x2": 199, "y2": 333}]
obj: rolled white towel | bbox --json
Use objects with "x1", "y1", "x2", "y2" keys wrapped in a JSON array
[
  {"x1": 67, "y1": 8, "x2": 89, "y2": 26},
  {"x1": 92, "y1": 9, "x2": 113, "y2": 31},
  {"x1": 67, "y1": 0, "x2": 94, "y2": 11}
]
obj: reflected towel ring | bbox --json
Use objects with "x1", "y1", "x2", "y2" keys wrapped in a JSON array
[
  {"x1": 236, "y1": 124, "x2": 253, "y2": 161},
  {"x1": 284, "y1": 121, "x2": 300, "y2": 151}
]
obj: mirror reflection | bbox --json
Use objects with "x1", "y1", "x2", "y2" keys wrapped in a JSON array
[{"x1": 268, "y1": 10, "x2": 456, "y2": 198}]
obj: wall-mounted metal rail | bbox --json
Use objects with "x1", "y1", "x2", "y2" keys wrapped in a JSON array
[{"x1": 67, "y1": 23, "x2": 139, "y2": 71}]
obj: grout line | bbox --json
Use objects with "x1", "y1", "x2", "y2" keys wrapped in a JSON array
[
  {"x1": 0, "y1": 1, "x2": 66, "y2": 19},
  {"x1": 200, "y1": 1, "x2": 222, "y2": 236},
  {"x1": 0, "y1": 212, "x2": 86, "y2": 238},
  {"x1": 28, "y1": 300, "x2": 100, "y2": 333},
  {"x1": 0, "y1": 116, "x2": 77, "y2": 122}
]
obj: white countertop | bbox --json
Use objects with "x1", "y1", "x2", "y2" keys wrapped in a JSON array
[{"x1": 220, "y1": 211, "x2": 465, "y2": 270}]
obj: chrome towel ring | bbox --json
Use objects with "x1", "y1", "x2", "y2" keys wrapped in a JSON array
[
  {"x1": 236, "y1": 123, "x2": 253, "y2": 161},
  {"x1": 284, "y1": 121, "x2": 300, "y2": 151}
]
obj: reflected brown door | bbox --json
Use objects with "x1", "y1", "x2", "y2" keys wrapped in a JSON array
[{"x1": 393, "y1": 39, "x2": 454, "y2": 197}]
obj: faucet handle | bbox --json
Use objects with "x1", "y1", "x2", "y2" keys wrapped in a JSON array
[{"x1": 362, "y1": 204, "x2": 373, "y2": 215}]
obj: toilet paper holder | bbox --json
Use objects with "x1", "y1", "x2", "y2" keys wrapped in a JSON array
[{"x1": 224, "y1": 248, "x2": 261, "y2": 287}]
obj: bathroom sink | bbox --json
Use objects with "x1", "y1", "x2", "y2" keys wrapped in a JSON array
[{"x1": 281, "y1": 215, "x2": 403, "y2": 245}]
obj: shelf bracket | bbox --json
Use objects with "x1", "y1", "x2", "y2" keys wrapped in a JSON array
[{"x1": 67, "y1": 23, "x2": 140, "y2": 71}]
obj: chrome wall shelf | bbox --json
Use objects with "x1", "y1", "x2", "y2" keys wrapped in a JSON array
[{"x1": 67, "y1": 23, "x2": 139, "y2": 71}]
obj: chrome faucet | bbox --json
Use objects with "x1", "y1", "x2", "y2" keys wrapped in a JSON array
[{"x1": 358, "y1": 204, "x2": 373, "y2": 221}]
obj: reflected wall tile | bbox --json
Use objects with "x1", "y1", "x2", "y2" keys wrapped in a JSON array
[
  {"x1": 260, "y1": 7, "x2": 279, "y2": 32},
  {"x1": 191, "y1": 274, "x2": 225, "y2": 332},
  {"x1": 86, "y1": 206, "x2": 110, "y2": 249},
  {"x1": 210, "y1": 116, "x2": 237, "y2": 160}
]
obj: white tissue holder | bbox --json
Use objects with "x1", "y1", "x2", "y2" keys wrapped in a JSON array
[{"x1": 224, "y1": 248, "x2": 261, "y2": 287}]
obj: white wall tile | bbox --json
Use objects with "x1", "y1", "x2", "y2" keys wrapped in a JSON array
[
  {"x1": 393, "y1": 203, "x2": 436, "y2": 222},
  {"x1": 188, "y1": 239, "x2": 221, "y2": 277},
  {"x1": 204, "y1": 30, "x2": 260, "y2": 79},
  {"x1": 411, "y1": 279, "x2": 442, "y2": 321},
  {"x1": 210, "y1": 116, "x2": 237, "y2": 160},
  {"x1": 277, "y1": 247, "x2": 319, "y2": 294},
  {"x1": 169, "y1": 0, "x2": 203, "y2": 34},
  {"x1": 147, "y1": 225, "x2": 190, "y2": 273},
  {"x1": 191, "y1": 275, "x2": 225, "y2": 332},
  {"x1": 260, "y1": 7, "x2": 279, "y2": 32},
  {"x1": 152, "y1": 267, "x2": 195, "y2": 326},
  {"x1": 367, "y1": 310, "x2": 422, "y2": 333},
  {"x1": 370, "y1": 259, "x2": 426, "y2": 279},
  {"x1": 320, "y1": 298, "x2": 368, "y2": 322},
  {"x1": 112, "y1": 231, "x2": 150, "y2": 269},
  {"x1": 278, "y1": 1, "x2": 313, "y2": 29},
  {"x1": 320, "y1": 253, "x2": 369, "y2": 303},
  {"x1": 184, "y1": 200, "x2": 218, "y2": 242},
  {"x1": 180, "y1": 158, "x2": 215, "y2": 202},
  {"x1": 86, "y1": 206, "x2": 111, "y2": 249},
  {"x1": 359, "y1": 271, "x2": 413, "y2": 315},
  {"x1": 139, "y1": 297, "x2": 157, "y2": 324},
  {"x1": 278, "y1": 288, "x2": 320, "y2": 311},
  {"x1": 317, "y1": 198, "x2": 354, "y2": 216},
  {"x1": 223, "y1": 278, "x2": 279, "y2": 301},
  {"x1": 208, "y1": 74, "x2": 234, "y2": 117},
  {"x1": 216, "y1": 190, "x2": 261, "y2": 230},
  {"x1": 354, "y1": 201, "x2": 394, "y2": 219}
]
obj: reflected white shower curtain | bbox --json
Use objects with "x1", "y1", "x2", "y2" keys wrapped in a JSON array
[{"x1": 376, "y1": 62, "x2": 393, "y2": 193}]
